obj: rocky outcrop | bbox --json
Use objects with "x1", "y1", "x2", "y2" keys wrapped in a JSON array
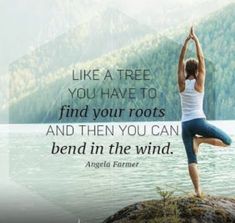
[{"x1": 103, "y1": 195, "x2": 235, "y2": 223}]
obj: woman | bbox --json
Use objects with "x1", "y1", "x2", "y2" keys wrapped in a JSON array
[{"x1": 178, "y1": 26, "x2": 232, "y2": 197}]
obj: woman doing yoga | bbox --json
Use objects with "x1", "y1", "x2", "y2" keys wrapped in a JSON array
[{"x1": 178, "y1": 26, "x2": 232, "y2": 197}]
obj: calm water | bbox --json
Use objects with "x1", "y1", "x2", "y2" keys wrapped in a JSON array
[{"x1": 2, "y1": 121, "x2": 235, "y2": 223}]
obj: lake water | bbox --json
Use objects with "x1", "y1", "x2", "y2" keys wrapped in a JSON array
[{"x1": 1, "y1": 121, "x2": 235, "y2": 223}]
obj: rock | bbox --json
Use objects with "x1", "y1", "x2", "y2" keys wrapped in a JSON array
[{"x1": 103, "y1": 195, "x2": 235, "y2": 223}]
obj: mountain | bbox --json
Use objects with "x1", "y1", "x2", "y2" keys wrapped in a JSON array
[
  {"x1": 5, "y1": 34, "x2": 215, "y2": 123},
  {"x1": 196, "y1": 4, "x2": 235, "y2": 119},
  {"x1": 3, "y1": 3, "x2": 235, "y2": 123},
  {"x1": 9, "y1": 8, "x2": 154, "y2": 77},
  {"x1": 5, "y1": 8, "x2": 153, "y2": 113}
]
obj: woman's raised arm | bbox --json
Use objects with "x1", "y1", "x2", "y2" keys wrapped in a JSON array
[
  {"x1": 178, "y1": 36, "x2": 190, "y2": 92},
  {"x1": 190, "y1": 27, "x2": 206, "y2": 92}
]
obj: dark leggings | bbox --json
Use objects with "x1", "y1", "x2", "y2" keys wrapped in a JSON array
[{"x1": 182, "y1": 118, "x2": 232, "y2": 164}]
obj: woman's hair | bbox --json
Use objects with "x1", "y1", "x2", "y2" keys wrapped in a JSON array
[{"x1": 185, "y1": 58, "x2": 198, "y2": 78}]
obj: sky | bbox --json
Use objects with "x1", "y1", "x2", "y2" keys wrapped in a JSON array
[{"x1": 0, "y1": 0, "x2": 234, "y2": 74}]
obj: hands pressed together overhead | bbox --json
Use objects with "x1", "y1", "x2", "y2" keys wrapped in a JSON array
[
  {"x1": 185, "y1": 26, "x2": 198, "y2": 42},
  {"x1": 178, "y1": 25, "x2": 205, "y2": 92}
]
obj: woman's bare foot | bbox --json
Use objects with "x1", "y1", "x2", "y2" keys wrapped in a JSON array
[
  {"x1": 193, "y1": 137, "x2": 200, "y2": 154},
  {"x1": 195, "y1": 189, "x2": 202, "y2": 198}
]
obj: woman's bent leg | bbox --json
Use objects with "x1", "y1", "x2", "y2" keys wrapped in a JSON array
[
  {"x1": 193, "y1": 119, "x2": 232, "y2": 152},
  {"x1": 193, "y1": 136, "x2": 229, "y2": 154},
  {"x1": 195, "y1": 137, "x2": 229, "y2": 147}
]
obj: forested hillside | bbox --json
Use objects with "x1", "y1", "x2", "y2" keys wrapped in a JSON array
[
  {"x1": 195, "y1": 5, "x2": 235, "y2": 119},
  {"x1": 6, "y1": 8, "x2": 153, "y2": 111},
  {"x1": 6, "y1": 35, "x2": 215, "y2": 123},
  {"x1": 3, "y1": 3, "x2": 235, "y2": 123}
]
